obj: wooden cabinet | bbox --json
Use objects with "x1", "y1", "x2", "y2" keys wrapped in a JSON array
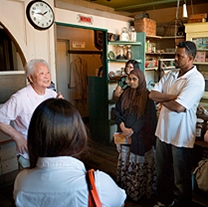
[
  {"x1": 88, "y1": 32, "x2": 145, "y2": 144},
  {"x1": 106, "y1": 32, "x2": 146, "y2": 143},
  {"x1": 0, "y1": 136, "x2": 18, "y2": 187}
]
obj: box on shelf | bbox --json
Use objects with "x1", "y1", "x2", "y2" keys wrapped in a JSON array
[
  {"x1": 134, "y1": 18, "x2": 156, "y2": 36},
  {"x1": 194, "y1": 51, "x2": 206, "y2": 62},
  {"x1": 189, "y1": 13, "x2": 207, "y2": 19},
  {"x1": 188, "y1": 13, "x2": 207, "y2": 23}
]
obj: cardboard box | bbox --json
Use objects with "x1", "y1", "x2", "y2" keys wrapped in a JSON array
[
  {"x1": 189, "y1": 13, "x2": 207, "y2": 20},
  {"x1": 134, "y1": 18, "x2": 156, "y2": 36},
  {"x1": 188, "y1": 18, "x2": 206, "y2": 23}
]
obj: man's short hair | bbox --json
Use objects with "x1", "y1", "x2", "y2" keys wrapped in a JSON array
[{"x1": 177, "y1": 41, "x2": 197, "y2": 58}]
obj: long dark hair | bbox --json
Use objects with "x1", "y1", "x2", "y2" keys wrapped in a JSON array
[
  {"x1": 124, "y1": 59, "x2": 140, "y2": 74},
  {"x1": 28, "y1": 98, "x2": 88, "y2": 168}
]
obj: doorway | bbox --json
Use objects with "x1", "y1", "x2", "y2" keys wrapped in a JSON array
[
  {"x1": 56, "y1": 39, "x2": 70, "y2": 101},
  {"x1": 56, "y1": 25, "x2": 110, "y2": 143},
  {"x1": 56, "y1": 25, "x2": 104, "y2": 119}
]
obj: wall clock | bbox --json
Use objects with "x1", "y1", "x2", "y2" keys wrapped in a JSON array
[{"x1": 26, "y1": 0, "x2": 55, "y2": 30}]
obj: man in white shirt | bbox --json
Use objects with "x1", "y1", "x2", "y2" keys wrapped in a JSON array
[{"x1": 149, "y1": 41, "x2": 205, "y2": 207}]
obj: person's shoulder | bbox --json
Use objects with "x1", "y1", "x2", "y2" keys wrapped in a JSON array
[
  {"x1": 15, "y1": 168, "x2": 32, "y2": 181},
  {"x1": 46, "y1": 88, "x2": 57, "y2": 97},
  {"x1": 93, "y1": 170, "x2": 114, "y2": 182}
]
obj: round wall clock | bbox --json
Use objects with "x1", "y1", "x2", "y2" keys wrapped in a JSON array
[{"x1": 26, "y1": 0, "x2": 55, "y2": 30}]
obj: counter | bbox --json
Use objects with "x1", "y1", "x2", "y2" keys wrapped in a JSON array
[{"x1": 0, "y1": 132, "x2": 12, "y2": 145}]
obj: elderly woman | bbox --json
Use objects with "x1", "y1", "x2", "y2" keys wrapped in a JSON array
[
  {"x1": 0, "y1": 59, "x2": 63, "y2": 168},
  {"x1": 13, "y1": 98, "x2": 126, "y2": 207},
  {"x1": 114, "y1": 69, "x2": 157, "y2": 201}
]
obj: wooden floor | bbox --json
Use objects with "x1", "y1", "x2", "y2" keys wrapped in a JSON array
[{"x1": 0, "y1": 138, "x2": 208, "y2": 207}]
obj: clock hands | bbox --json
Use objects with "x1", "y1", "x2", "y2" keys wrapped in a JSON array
[
  {"x1": 36, "y1": 11, "x2": 48, "y2": 16},
  {"x1": 43, "y1": 11, "x2": 48, "y2": 15}
]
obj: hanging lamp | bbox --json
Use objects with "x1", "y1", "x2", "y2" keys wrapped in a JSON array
[{"x1": 182, "y1": 0, "x2": 188, "y2": 18}]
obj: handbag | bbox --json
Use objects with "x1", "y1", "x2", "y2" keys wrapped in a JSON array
[
  {"x1": 193, "y1": 159, "x2": 208, "y2": 192},
  {"x1": 86, "y1": 169, "x2": 102, "y2": 207}
]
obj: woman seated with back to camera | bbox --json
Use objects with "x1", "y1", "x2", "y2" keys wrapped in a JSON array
[
  {"x1": 13, "y1": 98, "x2": 126, "y2": 207},
  {"x1": 113, "y1": 59, "x2": 139, "y2": 99}
]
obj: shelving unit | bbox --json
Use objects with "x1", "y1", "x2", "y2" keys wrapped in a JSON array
[
  {"x1": 107, "y1": 32, "x2": 146, "y2": 143},
  {"x1": 145, "y1": 35, "x2": 185, "y2": 86},
  {"x1": 88, "y1": 32, "x2": 145, "y2": 144},
  {"x1": 185, "y1": 22, "x2": 208, "y2": 101},
  {"x1": 184, "y1": 22, "x2": 208, "y2": 206}
]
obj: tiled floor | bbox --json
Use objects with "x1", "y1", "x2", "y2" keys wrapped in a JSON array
[{"x1": 1, "y1": 138, "x2": 208, "y2": 207}]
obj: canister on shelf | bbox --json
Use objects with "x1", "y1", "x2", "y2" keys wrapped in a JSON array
[
  {"x1": 196, "y1": 118, "x2": 204, "y2": 141},
  {"x1": 120, "y1": 27, "x2": 129, "y2": 41}
]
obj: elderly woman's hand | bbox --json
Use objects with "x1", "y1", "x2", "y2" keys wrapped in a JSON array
[{"x1": 56, "y1": 92, "x2": 64, "y2": 99}]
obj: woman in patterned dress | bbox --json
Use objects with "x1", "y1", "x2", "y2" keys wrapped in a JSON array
[{"x1": 114, "y1": 69, "x2": 157, "y2": 201}]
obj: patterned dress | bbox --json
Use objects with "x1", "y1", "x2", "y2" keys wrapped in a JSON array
[{"x1": 114, "y1": 93, "x2": 157, "y2": 201}]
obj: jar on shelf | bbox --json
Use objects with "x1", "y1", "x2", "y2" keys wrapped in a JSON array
[
  {"x1": 196, "y1": 118, "x2": 204, "y2": 141},
  {"x1": 126, "y1": 45, "x2": 132, "y2": 60},
  {"x1": 146, "y1": 40, "x2": 152, "y2": 53},
  {"x1": 120, "y1": 27, "x2": 129, "y2": 41},
  {"x1": 129, "y1": 26, "x2": 136, "y2": 42},
  {"x1": 116, "y1": 45, "x2": 125, "y2": 60}
]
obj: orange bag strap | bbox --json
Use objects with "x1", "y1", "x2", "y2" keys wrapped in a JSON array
[{"x1": 86, "y1": 169, "x2": 102, "y2": 207}]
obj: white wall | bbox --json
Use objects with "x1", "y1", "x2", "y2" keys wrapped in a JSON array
[
  {"x1": 0, "y1": 0, "x2": 132, "y2": 85},
  {"x1": 0, "y1": 0, "x2": 56, "y2": 79}
]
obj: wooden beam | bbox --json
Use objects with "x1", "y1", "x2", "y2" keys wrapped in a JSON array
[{"x1": 115, "y1": 0, "x2": 178, "y2": 11}]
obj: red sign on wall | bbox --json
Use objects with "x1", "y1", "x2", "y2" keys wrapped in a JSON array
[{"x1": 77, "y1": 14, "x2": 93, "y2": 24}]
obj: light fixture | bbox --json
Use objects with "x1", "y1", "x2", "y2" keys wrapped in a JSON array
[{"x1": 182, "y1": 0, "x2": 188, "y2": 18}]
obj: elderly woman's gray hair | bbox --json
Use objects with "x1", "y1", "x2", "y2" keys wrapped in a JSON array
[{"x1": 25, "y1": 59, "x2": 50, "y2": 77}]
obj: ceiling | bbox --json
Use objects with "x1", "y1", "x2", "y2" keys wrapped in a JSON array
[{"x1": 84, "y1": 0, "x2": 208, "y2": 14}]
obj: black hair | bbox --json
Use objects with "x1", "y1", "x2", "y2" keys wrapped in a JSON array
[
  {"x1": 124, "y1": 59, "x2": 140, "y2": 73},
  {"x1": 28, "y1": 98, "x2": 88, "y2": 168},
  {"x1": 177, "y1": 41, "x2": 197, "y2": 58}
]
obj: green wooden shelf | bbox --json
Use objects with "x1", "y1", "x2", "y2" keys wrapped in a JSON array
[
  {"x1": 108, "y1": 41, "x2": 142, "y2": 46},
  {"x1": 107, "y1": 59, "x2": 142, "y2": 63}
]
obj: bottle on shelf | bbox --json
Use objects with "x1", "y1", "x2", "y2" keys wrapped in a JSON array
[
  {"x1": 196, "y1": 118, "x2": 204, "y2": 141},
  {"x1": 126, "y1": 45, "x2": 132, "y2": 60},
  {"x1": 120, "y1": 27, "x2": 129, "y2": 41},
  {"x1": 129, "y1": 26, "x2": 136, "y2": 42},
  {"x1": 146, "y1": 40, "x2": 152, "y2": 53}
]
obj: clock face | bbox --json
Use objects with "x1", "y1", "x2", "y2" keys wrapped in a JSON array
[{"x1": 26, "y1": 0, "x2": 55, "y2": 30}]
